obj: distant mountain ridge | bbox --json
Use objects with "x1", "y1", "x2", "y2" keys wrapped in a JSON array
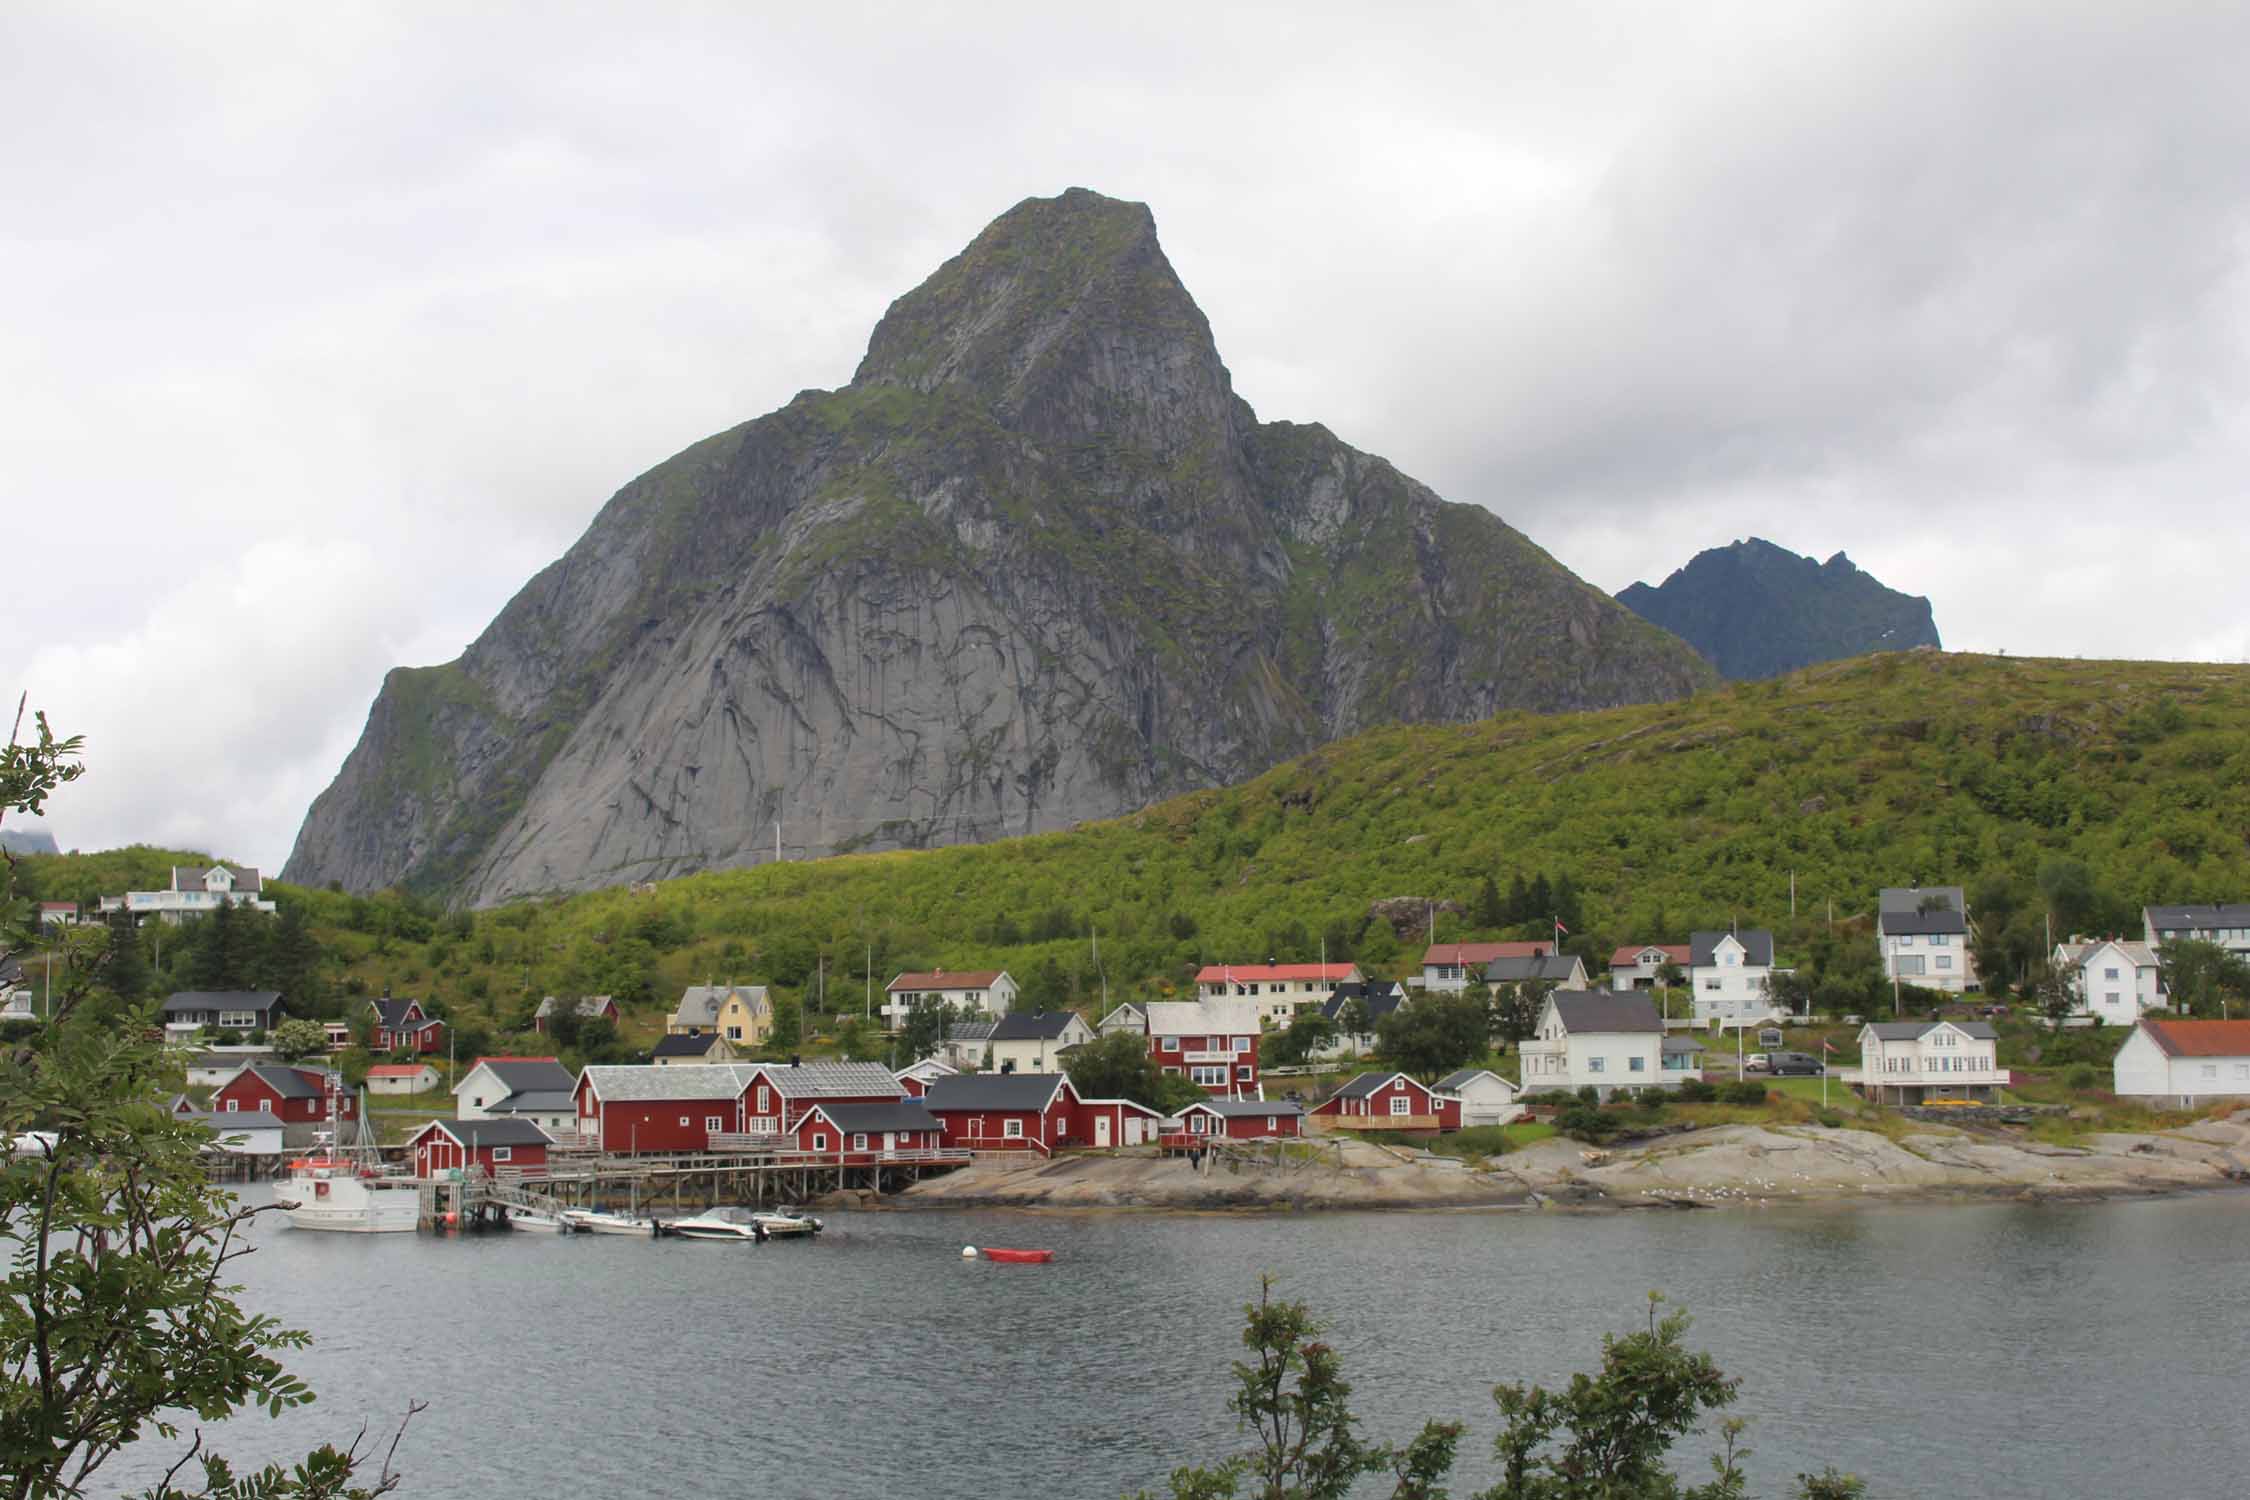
[
  {"x1": 1617, "y1": 538, "x2": 1940, "y2": 680},
  {"x1": 0, "y1": 828, "x2": 60, "y2": 856},
  {"x1": 284, "y1": 188, "x2": 1713, "y2": 906}
]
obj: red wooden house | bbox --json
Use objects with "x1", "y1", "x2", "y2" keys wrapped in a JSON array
[
  {"x1": 1177, "y1": 1098, "x2": 1307, "y2": 1140},
  {"x1": 406, "y1": 1118, "x2": 552, "y2": 1178},
  {"x1": 212, "y1": 1065, "x2": 353, "y2": 1124},
  {"x1": 1140, "y1": 1000, "x2": 1265, "y2": 1098},
  {"x1": 1308, "y1": 1072, "x2": 1460, "y2": 1132},
  {"x1": 788, "y1": 1100, "x2": 945, "y2": 1157},
  {"x1": 370, "y1": 996, "x2": 446, "y2": 1055},
  {"x1": 573, "y1": 1064, "x2": 755, "y2": 1154},
  {"x1": 920, "y1": 1072, "x2": 1081, "y2": 1153},
  {"x1": 739, "y1": 1061, "x2": 908, "y2": 1136}
]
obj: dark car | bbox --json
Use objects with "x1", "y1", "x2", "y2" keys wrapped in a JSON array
[{"x1": 1767, "y1": 1051, "x2": 1825, "y2": 1076}]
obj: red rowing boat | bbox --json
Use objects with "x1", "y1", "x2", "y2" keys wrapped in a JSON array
[{"x1": 979, "y1": 1248, "x2": 1054, "y2": 1263}]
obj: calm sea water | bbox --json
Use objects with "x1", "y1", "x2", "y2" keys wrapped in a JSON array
[{"x1": 116, "y1": 1190, "x2": 2250, "y2": 1499}]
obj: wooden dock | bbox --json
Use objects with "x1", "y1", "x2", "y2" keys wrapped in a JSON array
[{"x1": 415, "y1": 1143, "x2": 974, "y2": 1231}]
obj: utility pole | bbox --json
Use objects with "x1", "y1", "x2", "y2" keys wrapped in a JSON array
[
  {"x1": 1790, "y1": 871, "x2": 1797, "y2": 919},
  {"x1": 775, "y1": 821, "x2": 782, "y2": 865},
  {"x1": 864, "y1": 944, "x2": 872, "y2": 1021}
]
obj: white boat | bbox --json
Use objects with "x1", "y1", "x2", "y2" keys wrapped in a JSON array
[
  {"x1": 505, "y1": 1207, "x2": 573, "y2": 1233},
  {"x1": 665, "y1": 1206, "x2": 824, "y2": 1241},
  {"x1": 275, "y1": 1082, "x2": 418, "y2": 1233},
  {"x1": 560, "y1": 1208, "x2": 659, "y2": 1237}
]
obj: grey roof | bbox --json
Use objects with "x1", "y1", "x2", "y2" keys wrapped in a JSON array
[
  {"x1": 651, "y1": 1033, "x2": 725, "y2": 1058},
  {"x1": 755, "y1": 1061, "x2": 905, "y2": 1100},
  {"x1": 1661, "y1": 1036, "x2": 1705, "y2": 1055},
  {"x1": 484, "y1": 1090, "x2": 576, "y2": 1114},
  {"x1": 1484, "y1": 955, "x2": 1585, "y2": 984},
  {"x1": 1321, "y1": 983, "x2": 1404, "y2": 1027},
  {"x1": 535, "y1": 994, "x2": 615, "y2": 1020},
  {"x1": 920, "y1": 1072, "x2": 1071, "y2": 1112},
  {"x1": 173, "y1": 863, "x2": 261, "y2": 893},
  {"x1": 473, "y1": 1059, "x2": 575, "y2": 1095},
  {"x1": 1185, "y1": 1098, "x2": 1306, "y2": 1118},
  {"x1": 176, "y1": 1111, "x2": 285, "y2": 1135},
  {"x1": 946, "y1": 1020, "x2": 998, "y2": 1043},
  {"x1": 1550, "y1": 993, "x2": 1664, "y2": 1035},
  {"x1": 1435, "y1": 1068, "x2": 1502, "y2": 1091},
  {"x1": 1879, "y1": 908, "x2": 1966, "y2": 936},
  {"x1": 371, "y1": 997, "x2": 436, "y2": 1030},
  {"x1": 1332, "y1": 1071, "x2": 1413, "y2": 1100},
  {"x1": 1865, "y1": 1020, "x2": 1997, "y2": 1041},
  {"x1": 1689, "y1": 930, "x2": 1776, "y2": 966},
  {"x1": 989, "y1": 1010, "x2": 1081, "y2": 1042},
  {"x1": 162, "y1": 990, "x2": 283, "y2": 1017},
  {"x1": 2145, "y1": 903, "x2": 2250, "y2": 930},
  {"x1": 669, "y1": 984, "x2": 767, "y2": 1029},
  {"x1": 1880, "y1": 886, "x2": 1964, "y2": 915},
  {"x1": 420, "y1": 1118, "x2": 552, "y2": 1148},
  {"x1": 803, "y1": 1100, "x2": 943, "y2": 1134},
  {"x1": 582, "y1": 1063, "x2": 758, "y2": 1101},
  {"x1": 242, "y1": 1064, "x2": 327, "y2": 1100}
]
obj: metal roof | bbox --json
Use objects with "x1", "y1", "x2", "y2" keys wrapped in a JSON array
[
  {"x1": 1878, "y1": 908, "x2": 1966, "y2": 936},
  {"x1": 989, "y1": 1010, "x2": 1083, "y2": 1042},
  {"x1": 1484, "y1": 955, "x2": 1586, "y2": 983},
  {"x1": 750, "y1": 1061, "x2": 905, "y2": 1100},
  {"x1": 1144, "y1": 999, "x2": 1264, "y2": 1036},
  {"x1": 1880, "y1": 886, "x2": 1964, "y2": 915},
  {"x1": 240, "y1": 1065, "x2": 328, "y2": 1099},
  {"x1": 651, "y1": 1033, "x2": 727, "y2": 1057},
  {"x1": 468, "y1": 1059, "x2": 575, "y2": 1095},
  {"x1": 2145, "y1": 903, "x2": 2250, "y2": 930},
  {"x1": 415, "y1": 1118, "x2": 554, "y2": 1148},
  {"x1": 161, "y1": 990, "x2": 283, "y2": 1016},
  {"x1": 1184, "y1": 1098, "x2": 1306, "y2": 1117},
  {"x1": 1332, "y1": 1071, "x2": 1413, "y2": 1100},
  {"x1": 484, "y1": 1090, "x2": 577, "y2": 1114},
  {"x1": 920, "y1": 1073, "x2": 1072, "y2": 1112},
  {"x1": 581, "y1": 1064, "x2": 758, "y2": 1101},
  {"x1": 802, "y1": 1100, "x2": 944, "y2": 1134}
]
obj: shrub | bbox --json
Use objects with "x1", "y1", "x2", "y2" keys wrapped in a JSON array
[
  {"x1": 1721, "y1": 1080, "x2": 1770, "y2": 1107},
  {"x1": 2065, "y1": 1063, "x2": 2098, "y2": 1090},
  {"x1": 1556, "y1": 1104, "x2": 1619, "y2": 1143},
  {"x1": 1674, "y1": 1078, "x2": 1716, "y2": 1103},
  {"x1": 1814, "y1": 1109, "x2": 1844, "y2": 1128},
  {"x1": 1575, "y1": 1085, "x2": 1601, "y2": 1106}
]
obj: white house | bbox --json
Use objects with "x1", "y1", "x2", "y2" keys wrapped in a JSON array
[
  {"x1": 365, "y1": 1062, "x2": 441, "y2": 1096},
  {"x1": 1688, "y1": 931, "x2": 1785, "y2": 1025},
  {"x1": 881, "y1": 969, "x2": 1017, "y2": 1030},
  {"x1": 939, "y1": 1019, "x2": 997, "y2": 1071},
  {"x1": 986, "y1": 1010, "x2": 1097, "y2": 1074},
  {"x1": 1434, "y1": 1068, "x2": 1524, "y2": 1127},
  {"x1": 2112, "y1": 1017, "x2": 2250, "y2": 1108},
  {"x1": 453, "y1": 1057, "x2": 578, "y2": 1131},
  {"x1": 1518, "y1": 992, "x2": 1667, "y2": 1098},
  {"x1": 1484, "y1": 954, "x2": 1591, "y2": 990},
  {"x1": 1877, "y1": 887, "x2": 1975, "y2": 993},
  {"x1": 2053, "y1": 938, "x2": 2164, "y2": 1024},
  {"x1": 1194, "y1": 963, "x2": 1360, "y2": 1024},
  {"x1": 1096, "y1": 1001, "x2": 1147, "y2": 1037},
  {"x1": 2142, "y1": 903, "x2": 2250, "y2": 962},
  {"x1": 1609, "y1": 943, "x2": 1690, "y2": 992},
  {"x1": 1853, "y1": 1020, "x2": 2003, "y2": 1104},
  {"x1": 99, "y1": 863, "x2": 277, "y2": 923},
  {"x1": 1418, "y1": 942, "x2": 1550, "y2": 993},
  {"x1": 1312, "y1": 981, "x2": 1407, "y2": 1059}
]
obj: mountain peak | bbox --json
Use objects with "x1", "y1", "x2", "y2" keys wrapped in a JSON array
[
  {"x1": 1618, "y1": 539, "x2": 1939, "y2": 679},
  {"x1": 853, "y1": 189, "x2": 1237, "y2": 456}
]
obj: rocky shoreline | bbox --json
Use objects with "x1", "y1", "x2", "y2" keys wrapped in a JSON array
[{"x1": 882, "y1": 1116, "x2": 2250, "y2": 1215}]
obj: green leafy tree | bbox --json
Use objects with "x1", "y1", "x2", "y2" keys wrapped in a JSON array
[
  {"x1": 102, "y1": 918, "x2": 153, "y2": 1004},
  {"x1": 264, "y1": 902, "x2": 327, "y2": 1016},
  {"x1": 1376, "y1": 994, "x2": 1487, "y2": 1079},
  {"x1": 268, "y1": 1018, "x2": 331, "y2": 1062},
  {"x1": 1473, "y1": 875, "x2": 1506, "y2": 931},
  {"x1": 2158, "y1": 938, "x2": 2250, "y2": 1019},
  {"x1": 1264, "y1": 1011, "x2": 1337, "y2": 1068},
  {"x1": 1066, "y1": 1031, "x2": 1206, "y2": 1112},
  {"x1": 1, "y1": 704, "x2": 416, "y2": 1499},
  {"x1": 1490, "y1": 983, "x2": 1546, "y2": 1048},
  {"x1": 1485, "y1": 1295, "x2": 1747, "y2": 1500},
  {"x1": 1132, "y1": 1278, "x2": 1461, "y2": 1500},
  {"x1": 896, "y1": 996, "x2": 957, "y2": 1065}
]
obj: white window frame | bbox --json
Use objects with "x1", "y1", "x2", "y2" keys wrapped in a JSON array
[
  {"x1": 491, "y1": 1146, "x2": 512, "y2": 1163},
  {"x1": 705, "y1": 1115, "x2": 722, "y2": 1132},
  {"x1": 1003, "y1": 1118, "x2": 1025, "y2": 1139},
  {"x1": 1389, "y1": 1095, "x2": 1411, "y2": 1116},
  {"x1": 1233, "y1": 1036, "x2": 1251, "y2": 1053},
  {"x1": 1160, "y1": 1036, "x2": 1180, "y2": 1051},
  {"x1": 852, "y1": 1133, "x2": 868, "y2": 1150}
]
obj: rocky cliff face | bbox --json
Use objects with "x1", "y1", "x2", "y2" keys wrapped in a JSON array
[
  {"x1": 1616, "y1": 538, "x2": 1942, "y2": 680},
  {"x1": 285, "y1": 189, "x2": 1714, "y2": 904}
]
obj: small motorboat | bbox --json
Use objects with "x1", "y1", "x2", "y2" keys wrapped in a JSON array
[
  {"x1": 667, "y1": 1206, "x2": 765, "y2": 1241},
  {"x1": 752, "y1": 1209, "x2": 823, "y2": 1237},
  {"x1": 561, "y1": 1209, "x2": 659, "y2": 1237},
  {"x1": 976, "y1": 1247, "x2": 1054, "y2": 1264},
  {"x1": 506, "y1": 1208, "x2": 572, "y2": 1233}
]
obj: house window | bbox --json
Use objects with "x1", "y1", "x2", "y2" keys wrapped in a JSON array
[
  {"x1": 1629, "y1": 1056, "x2": 1646, "y2": 1072},
  {"x1": 224, "y1": 1099, "x2": 239, "y2": 1112},
  {"x1": 1935, "y1": 956, "x2": 1952, "y2": 971},
  {"x1": 1898, "y1": 935, "x2": 1914, "y2": 946},
  {"x1": 705, "y1": 1116, "x2": 722, "y2": 1132},
  {"x1": 492, "y1": 1147, "x2": 511, "y2": 1162},
  {"x1": 727, "y1": 1026, "x2": 741, "y2": 1040},
  {"x1": 1003, "y1": 1119, "x2": 1024, "y2": 1139},
  {"x1": 1389, "y1": 1095, "x2": 1410, "y2": 1115},
  {"x1": 679, "y1": 1116, "x2": 690, "y2": 1126},
  {"x1": 1236, "y1": 1065, "x2": 1253, "y2": 1081},
  {"x1": 852, "y1": 1134, "x2": 868, "y2": 1150},
  {"x1": 2202, "y1": 1065, "x2": 2218, "y2": 1079},
  {"x1": 1189, "y1": 1115, "x2": 1208, "y2": 1135},
  {"x1": 757, "y1": 1087, "x2": 769, "y2": 1110},
  {"x1": 1160, "y1": 1036, "x2": 1180, "y2": 1051},
  {"x1": 1267, "y1": 1116, "x2": 1279, "y2": 1130},
  {"x1": 811, "y1": 1134, "x2": 830, "y2": 1150},
  {"x1": 1233, "y1": 1036, "x2": 1251, "y2": 1053},
  {"x1": 1193, "y1": 1066, "x2": 1227, "y2": 1087},
  {"x1": 1702, "y1": 980, "x2": 1720, "y2": 991},
  {"x1": 2104, "y1": 968, "x2": 2120, "y2": 980},
  {"x1": 1588, "y1": 1057, "x2": 1606, "y2": 1073}
]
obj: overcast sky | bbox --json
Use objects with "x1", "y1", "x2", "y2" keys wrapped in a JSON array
[{"x1": 5, "y1": 1, "x2": 2247, "y2": 870}]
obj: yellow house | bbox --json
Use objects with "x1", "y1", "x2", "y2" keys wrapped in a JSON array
[{"x1": 714, "y1": 986, "x2": 773, "y2": 1047}]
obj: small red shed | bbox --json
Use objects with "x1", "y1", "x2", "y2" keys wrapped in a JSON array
[
  {"x1": 1178, "y1": 1098, "x2": 1308, "y2": 1139},
  {"x1": 407, "y1": 1118, "x2": 552, "y2": 1178},
  {"x1": 1308, "y1": 1072, "x2": 1459, "y2": 1132}
]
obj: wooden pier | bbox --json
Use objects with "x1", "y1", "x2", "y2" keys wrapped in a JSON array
[{"x1": 416, "y1": 1143, "x2": 973, "y2": 1231}]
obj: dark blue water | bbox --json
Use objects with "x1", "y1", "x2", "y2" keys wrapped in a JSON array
[{"x1": 119, "y1": 1191, "x2": 2250, "y2": 1498}]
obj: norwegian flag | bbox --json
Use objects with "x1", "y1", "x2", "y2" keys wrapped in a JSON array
[{"x1": 1821, "y1": 1039, "x2": 1836, "y2": 1053}]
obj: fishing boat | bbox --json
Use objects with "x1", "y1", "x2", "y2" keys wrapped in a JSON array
[
  {"x1": 560, "y1": 1208, "x2": 660, "y2": 1237},
  {"x1": 273, "y1": 1083, "x2": 418, "y2": 1233},
  {"x1": 975, "y1": 1247, "x2": 1054, "y2": 1264}
]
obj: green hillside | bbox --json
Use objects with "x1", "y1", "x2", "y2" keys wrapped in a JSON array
[{"x1": 28, "y1": 651, "x2": 2250, "y2": 1059}]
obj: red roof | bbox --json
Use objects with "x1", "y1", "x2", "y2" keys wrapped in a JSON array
[
  {"x1": 2137, "y1": 1018, "x2": 2250, "y2": 1057},
  {"x1": 1421, "y1": 942, "x2": 1551, "y2": 966},
  {"x1": 1194, "y1": 963, "x2": 1359, "y2": 984},
  {"x1": 1609, "y1": 943, "x2": 1692, "y2": 966},
  {"x1": 366, "y1": 1064, "x2": 433, "y2": 1078},
  {"x1": 887, "y1": 970, "x2": 1007, "y2": 992},
  {"x1": 468, "y1": 1055, "x2": 561, "y2": 1068},
  {"x1": 38, "y1": 901, "x2": 77, "y2": 911}
]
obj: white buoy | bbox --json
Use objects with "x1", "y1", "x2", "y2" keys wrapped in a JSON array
[{"x1": 961, "y1": 1245, "x2": 977, "y2": 1259}]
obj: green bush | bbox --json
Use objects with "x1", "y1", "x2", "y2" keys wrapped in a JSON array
[
  {"x1": 1443, "y1": 1124, "x2": 1512, "y2": 1157},
  {"x1": 1720, "y1": 1080, "x2": 1770, "y2": 1107},
  {"x1": 1575, "y1": 1084, "x2": 1601, "y2": 1106},
  {"x1": 2065, "y1": 1063, "x2": 2098, "y2": 1090},
  {"x1": 1556, "y1": 1104, "x2": 1619, "y2": 1143},
  {"x1": 1814, "y1": 1109, "x2": 1844, "y2": 1128},
  {"x1": 1674, "y1": 1078, "x2": 1717, "y2": 1103}
]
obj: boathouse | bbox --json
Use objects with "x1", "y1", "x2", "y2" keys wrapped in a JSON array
[
  {"x1": 790, "y1": 1100, "x2": 945, "y2": 1156},
  {"x1": 212, "y1": 1065, "x2": 352, "y2": 1125},
  {"x1": 740, "y1": 1060, "x2": 908, "y2": 1134},
  {"x1": 573, "y1": 1064, "x2": 757, "y2": 1153},
  {"x1": 407, "y1": 1118, "x2": 554, "y2": 1178},
  {"x1": 1176, "y1": 1098, "x2": 1307, "y2": 1139},
  {"x1": 920, "y1": 1072, "x2": 1080, "y2": 1153}
]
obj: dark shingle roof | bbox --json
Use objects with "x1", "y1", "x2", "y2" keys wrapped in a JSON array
[
  {"x1": 162, "y1": 990, "x2": 283, "y2": 1017},
  {"x1": 1186, "y1": 1098, "x2": 1305, "y2": 1118},
  {"x1": 652, "y1": 1033, "x2": 725, "y2": 1058},
  {"x1": 1661, "y1": 1036, "x2": 1704, "y2": 1056},
  {"x1": 1321, "y1": 983, "x2": 1404, "y2": 1026},
  {"x1": 421, "y1": 1118, "x2": 552, "y2": 1148},
  {"x1": 1436, "y1": 1068, "x2": 1503, "y2": 1091},
  {"x1": 1865, "y1": 1020, "x2": 1997, "y2": 1042},
  {"x1": 989, "y1": 1010, "x2": 1080, "y2": 1042},
  {"x1": 477, "y1": 1059, "x2": 575, "y2": 1094},
  {"x1": 485, "y1": 1090, "x2": 576, "y2": 1114},
  {"x1": 1880, "y1": 886, "x2": 1963, "y2": 915},
  {"x1": 1550, "y1": 993, "x2": 1663, "y2": 1035},
  {"x1": 371, "y1": 997, "x2": 435, "y2": 1029},
  {"x1": 1689, "y1": 930, "x2": 1776, "y2": 966},
  {"x1": 1879, "y1": 908, "x2": 1966, "y2": 936},
  {"x1": 2145, "y1": 903, "x2": 2250, "y2": 930},
  {"x1": 243, "y1": 1065, "x2": 327, "y2": 1100},
  {"x1": 920, "y1": 1073, "x2": 1071, "y2": 1112},
  {"x1": 1332, "y1": 1071, "x2": 1414, "y2": 1100},
  {"x1": 804, "y1": 1100, "x2": 943, "y2": 1134}
]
